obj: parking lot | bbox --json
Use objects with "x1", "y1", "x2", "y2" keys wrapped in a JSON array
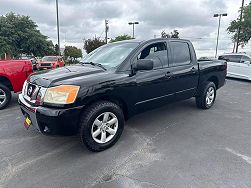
[{"x1": 0, "y1": 79, "x2": 251, "y2": 188}]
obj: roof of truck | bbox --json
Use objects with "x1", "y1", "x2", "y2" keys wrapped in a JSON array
[{"x1": 112, "y1": 38, "x2": 190, "y2": 44}]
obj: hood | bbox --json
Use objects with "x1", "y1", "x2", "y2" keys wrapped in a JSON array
[{"x1": 29, "y1": 65, "x2": 105, "y2": 87}]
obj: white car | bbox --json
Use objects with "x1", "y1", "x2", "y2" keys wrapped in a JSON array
[{"x1": 219, "y1": 53, "x2": 251, "y2": 81}]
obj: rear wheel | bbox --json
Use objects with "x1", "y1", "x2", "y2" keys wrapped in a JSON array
[
  {"x1": 0, "y1": 84, "x2": 12, "y2": 110},
  {"x1": 196, "y1": 81, "x2": 216, "y2": 109},
  {"x1": 79, "y1": 101, "x2": 124, "y2": 152}
]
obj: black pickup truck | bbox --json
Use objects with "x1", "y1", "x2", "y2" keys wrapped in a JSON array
[{"x1": 19, "y1": 38, "x2": 227, "y2": 151}]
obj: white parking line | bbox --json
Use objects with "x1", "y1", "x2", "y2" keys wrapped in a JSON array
[{"x1": 225, "y1": 147, "x2": 251, "y2": 165}]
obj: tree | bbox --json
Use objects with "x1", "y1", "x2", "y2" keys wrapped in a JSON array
[
  {"x1": 227, "y1": 2, "x2": 251, "y2": 47},
  {"x1": 161, "y1": 29, "x2": 180, "y2": 38},
  {"x1": 54, "y1": 44, "x2": 60, "y2": 55},
  {"x1": 64, "y1": 46, "x2": 82, "y2": 63},
  {"x1": 110, "y1": 34, "x2": 133, "y2": 43},
  {"x1": 0, "y1": 12, "x2": 55, "y2": 58},
  {"x1": 84, "y1": 37, "x2": 106, "y2": 54}
]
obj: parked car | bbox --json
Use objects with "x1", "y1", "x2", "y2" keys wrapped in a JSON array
[
  {"x1": 0, "y1": 60, "x2": 33, "y2": 109},
  {"x1": 19, "y1": 38, "x2": 227, "y2": 151},
  {"x1": 219, "y1": 53, "x2": 251, "y2": 80},
  {"x1": 18, "y1": 55, "x2": 38, "y2": 70},
  {"x1": 37, "y1": 56, "x2": 65, "y2": 70}
]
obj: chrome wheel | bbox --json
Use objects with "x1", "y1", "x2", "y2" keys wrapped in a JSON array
[
  {"x1": 206, "y1": 87, "x2": 215, "y2": 105},
  {"x1": 0, "y1": 88, "x2": 6, "y2": 105},
  {"x1": 91, "y1": 112, "x2": 118, "y2": 144}
]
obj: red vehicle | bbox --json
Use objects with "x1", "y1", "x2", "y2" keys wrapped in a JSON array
[
  {"x1": 37, "y1": 56, "x2": 65, "y2": 70},
  {"x1": 0, "y1": 60, "x2": 33, "y2": 109}
]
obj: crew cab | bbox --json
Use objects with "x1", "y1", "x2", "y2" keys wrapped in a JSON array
[
  {"x1": 37, "y1": 56, "x2": 65, "y2": 70},
  {"x1": 0, "y1": 60, "x2": 33, "y2": 109},
  {"x1": 18, "y1": 39, "x2": 227, "y2": 152}
]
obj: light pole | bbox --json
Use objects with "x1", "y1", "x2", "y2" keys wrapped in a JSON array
[
  {"x1": 56, "y1": 0, "x2": 60, "y2": 55},
  {"x1": 105, "y1": 20, "x2": 109, "y2": 44},
  {"x1": 128, "y1": 22, "x2": 139, "y2": 39},
  {"x1": 213, "y1": 13, "x2": 227, "y2": 58}
]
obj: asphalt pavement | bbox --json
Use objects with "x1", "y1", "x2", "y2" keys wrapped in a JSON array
[{"x1": 0, "y1": 79, "x2": 251, "y2": 188}]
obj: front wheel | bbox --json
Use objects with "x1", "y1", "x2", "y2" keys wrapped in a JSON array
[
  {"x1": 0, "y1": 84, "x2": 12, "y2": 110},
  {"x1": 79, "y1": 101, "x2": 124, "y2": 152},
  {"x1": 196, "y1": 82, "x2": 216, "y2": 109}
]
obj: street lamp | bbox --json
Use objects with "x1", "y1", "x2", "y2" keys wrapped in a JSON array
[
  {"x1": 213, "y1": 13, "x2": 227, "y2": 58},
  {"x1": 56, "y1": 0, "x2": 60, "y2": 55},
  {"x1": 128, "y1": 22, "x2": 139, "y2": 39}
]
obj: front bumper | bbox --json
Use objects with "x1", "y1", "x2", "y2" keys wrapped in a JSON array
[{"x1": 18, "y1": 94, "x2": 83, "y2": 135}]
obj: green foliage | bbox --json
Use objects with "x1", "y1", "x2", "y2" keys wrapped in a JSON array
[
  {"x1": 161, "y1": 29, "x2": 179, "y2": 38},
  {"x1": 64, "y1": 46, "x2": 82, "y2": 63},
  {"x1": 110, "y1": 34, "x2": 133, "y2": 43},
  {"x1": 55, "y1": 44, "x2": 60, "y2": 55},
  {"x1": 227, "y1": 2, "x2": 251, "y2": 47},
  {"x1": 0, "y1": 12, "x2": 56, "y2": 58},
  {"x1": 84, "y1": 37, "x2": 106, "y2": 54}
]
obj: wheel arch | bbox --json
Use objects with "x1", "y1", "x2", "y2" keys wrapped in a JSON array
[
  {"x1": 81, "y1": 94, "x2": 129, "y2": 120},
  {"x1": 207, "y1": 76, "x2": 219, "y2": 89},
  {"x1": 0, "y1": 76, "x2": 13, "y2": 91}
]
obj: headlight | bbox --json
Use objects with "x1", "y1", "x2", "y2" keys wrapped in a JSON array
[{"x1": 43, "y1": 85, "x2": 80, "y2": 104}]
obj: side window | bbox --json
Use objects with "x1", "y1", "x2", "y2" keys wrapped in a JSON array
[
  {"x1": 170, "y1": 42, "x2": 191, "y2": 66},
  {"x1": 228, "y1": 55, "x2": 241, "y2": 63},
  {"x1": 137, "y1": 42, "x2": 167, "y2": 69}
]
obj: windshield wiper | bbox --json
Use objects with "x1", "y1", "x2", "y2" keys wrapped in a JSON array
[{"x1": 81, "y1": 62, "x2": 106, "y2": 70}]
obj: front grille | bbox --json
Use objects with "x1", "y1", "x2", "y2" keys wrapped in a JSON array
[
  {"x1": 40, "y1": 63, "x2": 51, "y2": 66},
  {"x1": 24, "y1": 83, "x2": 40, "y2": 103},
  {"x1": 23, "y1": 82, "x2": 47, "y2": 105}
]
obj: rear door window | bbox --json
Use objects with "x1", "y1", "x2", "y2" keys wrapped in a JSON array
[{"x1": 169, "y1": 41, "x2": 191, "y2": 66}]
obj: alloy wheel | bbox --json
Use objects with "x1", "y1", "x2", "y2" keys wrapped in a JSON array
[
  {"x1": 0, "y1": 89, "x2": 6, "y2": 105},
  {"x1": 206, "y1": 86, "x2": 215, "y2": 105},
  {"x1": 91, "y1": 112, "x2": 118, "y2": 144}
]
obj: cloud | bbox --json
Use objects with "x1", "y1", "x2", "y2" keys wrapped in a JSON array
[{"x1": 0, "y1": 0, "x2": 250, "y2": 56}]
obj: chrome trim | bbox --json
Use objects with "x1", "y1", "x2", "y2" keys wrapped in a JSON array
[
  {"x1": 175, "y1": 87, "x2": 196, "y2": 94},
  {"x1": 23, "y1": 82, "x2": 47, "y2": 104},
  {"x1": 136, "y1": 93, "x2": 174, "y2": 105},
  {"x1": 135, "y1": 88, "x2": 195, "y2": 105}
]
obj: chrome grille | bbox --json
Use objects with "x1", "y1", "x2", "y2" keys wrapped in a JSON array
[{"x1": 23, "y1": 82, "x2": 40, "y2": 103}]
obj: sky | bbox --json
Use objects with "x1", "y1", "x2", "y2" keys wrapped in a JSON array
[{"x1": 1, "y1": 0, "x2": 251, "y2": 57}]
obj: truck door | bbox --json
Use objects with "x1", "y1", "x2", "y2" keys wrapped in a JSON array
[
  {"x1": 134, "y1": 41, "x2": 175, "y2": 113},
  {"x1": 226, "y1": 55, "x2": 244, "y2": 78},
  {"x1": 238, "y1": 55, "x2": 251, "y2": 79},
  {"x1": 168, "y1": 40, "x2": 199, "y2": 100}
]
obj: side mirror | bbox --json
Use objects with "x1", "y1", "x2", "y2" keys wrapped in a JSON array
[
  {"x1": 244, "y1": 61, "x2": 251, "y2": 65},
  {"x1": 133, "y1": 59, "x2": 154, "y2": 71}
]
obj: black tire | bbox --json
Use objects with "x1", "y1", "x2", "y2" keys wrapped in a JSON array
[
  {"x1": 0, "y1": 84, "x2": 12, "y2": 110},
  {"x1": 79, "y1": 101, "x2": 124, "y2": 152},
  {"x1": 196, "y1": 81, "x2": 216, "y2": 109}
]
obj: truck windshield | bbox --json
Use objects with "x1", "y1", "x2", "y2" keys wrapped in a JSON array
[
  {"x1": 42, "y1": 56, "x2": 58, "y2": 62},
  {"x1": 81, "y1": 42, "x2": 139, "y2": 68}
]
